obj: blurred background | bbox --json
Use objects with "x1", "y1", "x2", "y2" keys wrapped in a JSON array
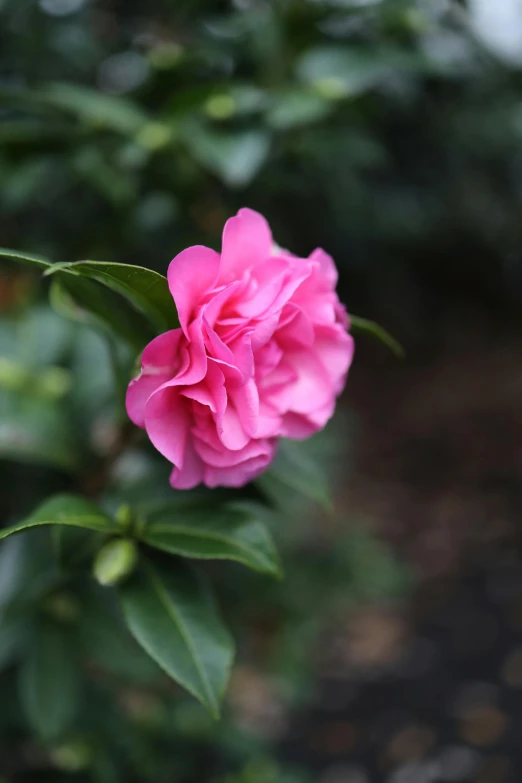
[{"x1": 2, "y1": 0, "x2": 522, "y2": 781}]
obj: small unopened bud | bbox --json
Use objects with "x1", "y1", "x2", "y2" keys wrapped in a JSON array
[
  {"x1": 50, "y1": 739, "x2": 92, "y2": 772},
  {"x1": 93, "y1": 539, "x2": 138, "y2": 587},
  {"x1": 115, "y1": 503, "x2": 134, "y2": 531}
]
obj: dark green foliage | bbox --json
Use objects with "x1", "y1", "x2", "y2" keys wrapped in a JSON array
[{"x1": 1, "y1": 0, "x2": 513, "y2": 779}]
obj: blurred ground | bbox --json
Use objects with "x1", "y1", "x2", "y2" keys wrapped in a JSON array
[{"x1": 277, "y1": 308, "x2": 522, "y2": 783}]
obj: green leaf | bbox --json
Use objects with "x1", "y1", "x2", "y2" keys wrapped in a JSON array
[
  {"x1": 38, "y1": 83, "x2": 149, "y2": 135},
  {"x1": 19, "y1": 623, "x2": 80, "y2": 741},
  {"x1": 350, "y1": 315, "x2": 404, "y2": 358},
  {"x1": 297, "y1": 46, "x2": 394, "y2": 98},
  {"x1": 0, "y1": 613, "x2": 27, "y2": 671},
  {"x1": 0, "y1": 247, "x2": 156, "y2": 350},
  {"x1": 266, "y1": 89, "x2": 332, "y2": 129},
  {"x1": 0, "y1": 247, "x2": 51, "y2": 271},
  {"x1": 79, "y1": 587, "x2": 162, "y2": 685},
  {"x1": 18, "y1": 304, "x2": 73, "y2": 369},
  {"x1": 0, "y1": 494, "x2": 115, "y2": 541},
  {"x1": 50, "y1": 276, "x2": 155, "y2": 352},
  {"x1": 120, "y1": 559, "x2": 234, "y2": 716},
  {"x1": 0, "y1": 533, "x2": 59, "y2": 618},
  {"x1": 46, "y1": 261, "x2": 179, "y2": 334},
  {"x1": 0, "y1": 390, "x2": 79, "y2": 471},
  {"x1": 258, "y1": 437, "x2": 332, "y2": 512},
  {"x1": 141, "y1": 504, "x2": 281, "y2": 577},
  {"x1": 181, "y1": 121, "x2": 270, "y2": 187}
]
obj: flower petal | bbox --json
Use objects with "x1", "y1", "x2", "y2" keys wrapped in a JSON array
[
  {"x1": 168, "y1": 245, "x2": 220, "y2": 335},
  {"x1": 170, "y1": 438, "x2": 205, "y2": 490},
  {"x1": 144, "y1": 386, "x2": 189, "y2": 468},
  {"x1": 125, "y1": 330, "x2": 183, "y2": 428},
  {"x1": 220, "y1": 208, "x2": 272, "y2": 283}
]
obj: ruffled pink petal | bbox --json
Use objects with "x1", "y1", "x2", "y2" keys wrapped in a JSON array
[
  {"x1": 203, "y1": 445, "x2": 276, "y2": 488},
  {"x1": 195, "y1": 435, "x2": 271, "y2": 469},
  {"x1": 234, "y1": 259, "x2": 288, "y2": 318},
  {"x1": 216, "y1": 403, "x2": 250, "y2": 451},
  {"x1": 227, "y1": 332, "x2": 254, "y2": 384},
  {"x1": 180, "y1": 361, "x2": 226, "y2": 415},
  {"x1": 259, "y1": 358, "x2": 298, "y2": 394},
  {"x1": 141, "y1": 329, "x2": 183, "y2": 372},
  {"x1": 230, "y1": 378, "x2": 259, "y2": 438},
  {"x1": 126, "y1": 376, "x2": 162, "y2": 429},
  {"x1": 170, "y1": 438, "x2": 205, "y2": 490},
  {"x1": 250, "y1": 312, "x2": 281, "y2": 350},
  {"x1": 257, "y1": 401, "x2": 282, "y2": 437},
  {"x1": 175, "y1": 316, "x2": 208, "y2": 386},
  {"x1": 268, "y1": 350, "x2": 334, "y2": 415},
  {"x1": 310, "y1": 247, "x2": 338, "y2": 288},
  {"x1": 168, "y1": 245, "x2": 220, "y2": 335},
  {"x1": 203, "y1": 280, "x2": 244, "y2": 327},
  {"x1": 313, "y1": 325, "x2": 354, "y2": 393},
  {"x1": 144, "y1": 386, "x2": 189, "y2": 468},
  {"x1": 275, "y1": 304, "x2": 314, "y2": 349},
  {"x1": 220, "y1": 208, "x2": 272, "y2": 283},
  {"x1": 279, "y1": 411, "x2": 322, "y2": 439},
  {"x1": 125, "y1": 330, "x2": 183, "y2": 428}
]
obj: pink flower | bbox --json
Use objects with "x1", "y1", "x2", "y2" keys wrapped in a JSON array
[{"x1": 126, "y1": 208, "x2": 354, "y2": 489}]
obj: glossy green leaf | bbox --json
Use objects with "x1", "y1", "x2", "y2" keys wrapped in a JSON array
[
  {"x1": 141, "y1": 504, "x2": 281, "y2": 577},
  {"x1": 350, "y1": 315, "x2": 404, "y2": 358},
  {"x1": 47, "y1": 261, "x2": 178, "y2": 333},
  {"x1": 18, "y1": 304, "x2": 73, "y2": 369},
  {"x1": 37, "y1": 83, "x2": 149, "y2": 135},
  {"x1": 182, "y1": 121, "x2": 270, "y2": 187},
  {"x1": 266, "y1": 89, "x2": 332, "y2": 129},
  {"x1": 50, "y1": 276, "x2": 154, "y2": 352},
  {"x1": 0, "y1": 390, "x2": 79, "y2": 471},
  {"x1": 0, "y1": 249, "x2": 155, "y2": 351},
  {"x1": 19, "y1": 624, "x2": 80, "y2": 741},
  {"x1": 297, "y1": 46, "x2": 393, "y2": 97},
  {"x1": 79, "y1": 587, "x2": 162, "y2": 685},
  {"x1": 120, "y1": 559, "x2": 234, "y2": 716},
  {"x1": 0, "y1": 533, "x2": 59, "y2": 619},
  {"x1": 258, "y1": 437, "x2": 332, "y2": 512},
  {"x1": 0, "y1": 494, "x2": 115, "y2": 541},
  {"x1": 0, "y1": 614, "x2": 27, "y2": 671},
  {"x1": 0, "y1": 247, "x2": 51, "y2": 271}
]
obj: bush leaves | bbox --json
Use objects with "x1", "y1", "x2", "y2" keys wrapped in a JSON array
[
  {"x1": 46, "y1": 261, "x2": 179, "y2": 333},
  {"x1": 19, "y1": 624, "x2": 80, "y2": 741},
  {"x1": 119, "y1": 558, "x2": 234, "y2": 717},
  {"x1": 0, "y1": 247, "x2": 178, "y2": 346},
  {"x1": 141, "y1": 503, "x2": 281, "y2": 577},
  {"x1": 0, "y1": 494, "x2": 115, "y2": 541},
  {"x1": 350, "y1": 315, "x2": 404, "y2": 358}
]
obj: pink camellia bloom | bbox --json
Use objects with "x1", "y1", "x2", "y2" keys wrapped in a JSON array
[{"x1": 126, "y1": 209, "x2": 354, "y2": 489}]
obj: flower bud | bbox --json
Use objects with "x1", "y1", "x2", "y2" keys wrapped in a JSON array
[
  {"x1": 93, "y1": 539, "x2": 138, "y2": 587},
  {"x1": 115, "y1": 503, "x2": 134, "y2": 531}
]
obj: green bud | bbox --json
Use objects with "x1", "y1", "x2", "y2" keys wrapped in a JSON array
[
  {"x1": 312, "y1": 77, "x2": 348, "y2": 100},
  {"x1": 93, "y1": 539, "x2": 138, "y2": 587},
  {"x1": 0, "y1": 358, "x2": 30, "y2": 391},
  {"x1": 205, "y1": 94, "x2": 236, "y2": 120},
  {"x1": 50, "y1": 739, "x2": 92, "y2": 772},
  {"x1": 115, "y1": 503, "x2": 134, "y2": 531},
  {"x1": 135, "y1": 122, "x2": 173, "y2": 151},
  {"x1": 37, "y1": 367, "x2": 72, "y2": 400}
]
